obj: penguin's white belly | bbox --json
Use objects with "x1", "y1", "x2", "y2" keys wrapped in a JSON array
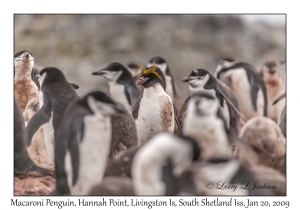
[
  {"x1": 136, "y1": 86, "x2": 174, "y2": 146},
  {"x1": 165, "y1": 76, "x2": 174, "y2": 100},
  {"x1": 66, "y1": 114, "x2": 112, "y2": 195},
  {"x1": 222, "y1": 69, "x2": 264, "y2": 120},
  {"x1": 27, "y1": 127, "x2": 54, "y2": 169},
  {"x1": 43, "y1": 114, "x2": 55, "y2": 165},
  {"x1": 183, "y1": 115, "x2": 231, "y2": 160},
  {"x1": 108, "y1": 82, "x2": 132, "y2": 114}
]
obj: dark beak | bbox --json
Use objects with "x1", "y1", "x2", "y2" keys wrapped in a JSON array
[
  {"x1": 92, "y1": 69, "x2": 106, "y2": 76},
  {"x1": 136, "y1": 76, "x2": 149, "y2": 86},
  {"x1": 269, "y1": 68, "x2": 277, "y2": 74},
  {"x1": 181, "y1": 76, "x2": 192, "y2": 83}
]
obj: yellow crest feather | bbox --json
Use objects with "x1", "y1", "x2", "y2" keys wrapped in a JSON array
[{"x1": 134, "y1": 61, "x2": 163, "y2": 81}]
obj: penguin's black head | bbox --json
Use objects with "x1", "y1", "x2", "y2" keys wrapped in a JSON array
[
  {"x1": 36, "y1": 67, "x2": 68, "y2": 89},
  {"x1": 261, "y1": 58, "x2": 279, "y2": 76},
  {"x1": 92, "y1": 62, "x2": 131, "y2": 82},
  {"x1": 127, "y1": 62, "x2": 141, "y2": 76},
  {"x1": 14, "y1": 50, "x2": 34, "y2": 72},
  {"x1": 132, "y1": 62, "x2": 166, "y2": 90},
  {"x1": 80, "y1": 90, "x2": 125, "y2": 116},
  {"x1": 182, "y1": 69, "x2": 212, "y2": 90},
  {"x1": 191, "y1": 92, "x2": 219, "y2": 116},
  {"x1": 215, "y1": 57, "x2": 236, "y2": 77},
  {"x1": 147, "y1": 56, "x2": 168, "y2": 75},
  {"x1": 14, "y1": 50, "x2": 33, "y2": 59}
]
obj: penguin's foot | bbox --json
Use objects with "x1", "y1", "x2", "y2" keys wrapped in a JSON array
[{"x1": 15, "y1": 159, "x2": 55, "y2": 178}]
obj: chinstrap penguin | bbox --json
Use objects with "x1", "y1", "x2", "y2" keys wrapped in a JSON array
[
  {"x1": 14, "y1": 50, "x2": 39, "y2": 112},
  {"x1": 26, "y1": 67, "x2": 79, "y2": 165},
  {"x1": 131, "y1": 132, "x2": 200, "y2": 195},
  {"x1": 92, "y1": 62, "x2": 141, "y2": 114},
  {"x1": 55, "y1": 90, "x2": 124, "y2": 195},
  {"x1": 182, "y1": 92, "x2": 257, "y2": 165},
  {"x1": 131, "y1": 62, "x2": 175, "y2": 145},
  {"x1": 181, "y1": 68, "x2": 244, "y2": 133},
  {"x1": 259, "y1": 58, "x2": 285, "y2": 122},
  {"x1": 215, "y1": 58, "x2": 268, "y2": 122}
]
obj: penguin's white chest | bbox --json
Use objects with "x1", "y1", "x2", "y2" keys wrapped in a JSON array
[
  {"x1": 183, "y1": 113, "x2": 231, "y2": 160},
  {"x1": 135, "y1": 85, "x2": 174, "y2": 145},
  {"x1": 108, "y1": 81, "x2": 132, "y2": 113},
  {"x1": 165, "y1": 75, "x2": 174, "y2": 99},
  {"x1": 66, "y1": 114, "x2": 112, "y2": 195}
]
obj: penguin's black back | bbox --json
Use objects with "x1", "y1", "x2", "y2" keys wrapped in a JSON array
[{"x1": 216, "y1": 62, "x2": 268, "y2": 116}]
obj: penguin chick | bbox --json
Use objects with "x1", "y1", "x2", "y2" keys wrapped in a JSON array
[
  {"x1": 131, "y1": 133, "x2": 200, "y2": 195},
  {"x1": 14, "y1": 50, "x2": 39, "y2": 112},
  {"x1": 147, "y1": 56, "x2": 181, "y2": 109},
  {"x1": 92, "y1": 62, "x2": 141, "y2": 114},
  {"x1": 14, "y1": 97, "x2": 53, "y2": 177},
  {"x1": 23, "y1": 98, "x2": 53, "y2": 169},
  {"x1": 240, "y1": 116, "x2": 286, "y2": 175},
  {"x1": 259, "y1": 58, "x2": 285, "y2": 122},
  {"x1": 104, "y1": 146, "x2": 139, "y2": 178},
  {"x1": 181, "y1": 68, "x2": 242, "y2": 133},
  {"x1": 89, "y1": 176, "x2": 135, "y2": 195},
  {"x1": 55, "y1": 90, "x2": 124, "y2": 195},
  {"x1": 26, "y1": 67, "x2": 79, "y2": 165},
  {"x1": 215, "y1": 58, "x2": 268, "y2": 122},
  {"x1": 109, "y1": 101, "x2": 138, "y2": 159},
  {"x1": 131, "y1": 62, "x2": 175, "y2": 146}
]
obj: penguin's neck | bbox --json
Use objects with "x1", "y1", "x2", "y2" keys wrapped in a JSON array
[
  {"x1": 14, "y1": 67, "x2": 32, "y2": 82},
  {"x1": 190, "y1": 85, "x2": 216, "y2": 96},
  {"x1": 143, "y1": 83, "x2": 165, "y2": 97}
]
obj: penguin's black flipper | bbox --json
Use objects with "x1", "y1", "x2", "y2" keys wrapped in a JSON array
[
  {"x1": 26, "y1": 103, "x2": 52, "y2": 146},
  {"x1": 69, "y1": 131, "x2": 81, "y2": 186},
  {"x1": 217, "y1": 88, "x2": 246, "y2": 123},
  {"x1": 273, "y1": 92, "x2": 286, "y2": 105},
  {"x1": 132, "y1": 94, "x2": 143, "y2": 119}
]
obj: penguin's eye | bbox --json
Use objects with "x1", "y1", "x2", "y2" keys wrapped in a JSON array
[{"x1": 197, "y1": 76, "x2": 205, "y2": 80}]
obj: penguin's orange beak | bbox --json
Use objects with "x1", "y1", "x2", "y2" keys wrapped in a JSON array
[{"x1": 136, "y1": 76, "x2": 149, "y2": 86}]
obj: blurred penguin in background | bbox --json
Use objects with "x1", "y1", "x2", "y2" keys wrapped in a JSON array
[
  {"x1": 273, "y1": 92, "x2": 286, "y2": 138},
  {"x1": 92, "y1": 62, "x2": 141, "y2": 114},
  {"x1": 14, "y1": 50, "x2": 38, "y2": 112},
  {"x1": 240, "y1": 116, "x2": 286, "y2": 176},
  {"x1": 259, "y1": 58, "x2": 285, "y2": 122},
  {"x1": 215, "y1": 58, "x2": 268, "y2": 125}
]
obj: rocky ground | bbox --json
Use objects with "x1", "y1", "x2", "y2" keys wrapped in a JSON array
[{"x1": 14, "y1": 172, "x2": 55, "y2": 196}]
